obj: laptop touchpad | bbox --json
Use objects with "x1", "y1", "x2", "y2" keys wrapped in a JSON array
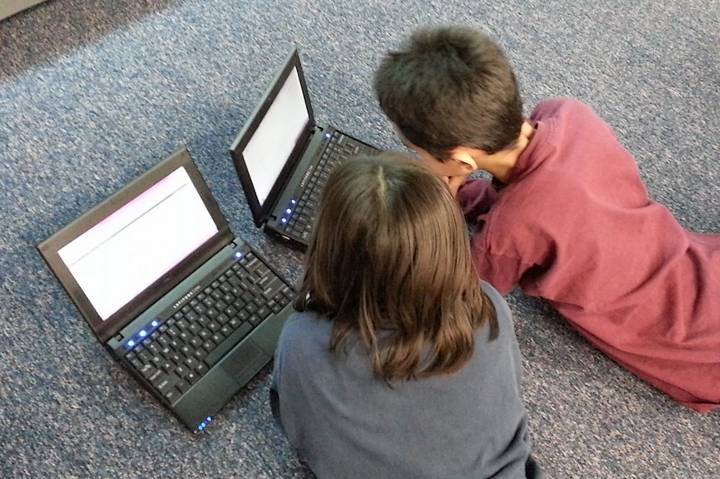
[{"x1": 220, "y1": 339, "x2": 270, "y2": 386}]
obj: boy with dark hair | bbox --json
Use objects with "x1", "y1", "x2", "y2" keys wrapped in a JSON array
[{"x1": 374, "y1": 25, "x2": 720, "y2": 412}]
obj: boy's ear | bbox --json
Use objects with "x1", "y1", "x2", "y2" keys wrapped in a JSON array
[{"x1": 450, "y1": 148, "x2": 480, "y2": 171}]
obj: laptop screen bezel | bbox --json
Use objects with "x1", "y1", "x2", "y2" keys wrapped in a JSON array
[
  {"x1": 229, "y1": 49, "x2": 316, "y2": 227},
  {"x1": 37, "y1": 148, "x2": 234, "y2": 343}
]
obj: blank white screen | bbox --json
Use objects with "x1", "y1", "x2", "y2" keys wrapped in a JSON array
[
  {"x1": 58, "y1": 167, "x2": 218, "y2": 320},
  {"x1": 243, "y1": 67, "x2": 310, "y2": 205}
]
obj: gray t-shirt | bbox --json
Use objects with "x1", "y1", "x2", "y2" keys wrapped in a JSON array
[{"x1": 271, "y1": 282, "x2": 537, "y2": 479}]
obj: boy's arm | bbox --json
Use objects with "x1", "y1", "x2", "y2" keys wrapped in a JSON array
[
  {"x1": 456, "y1": 179, "x2": 498, "y2": 222},
  {"x1": 471, "y1": 238, "x2": 533, "y2": 295}
]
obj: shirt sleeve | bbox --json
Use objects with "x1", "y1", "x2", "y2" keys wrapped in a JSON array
[
  {"x1": 471, "y1": 238, "x2": 532, "y2": 295},
  {"x1": 457, "y1": 179, "x2": 498, "y2": 222}
]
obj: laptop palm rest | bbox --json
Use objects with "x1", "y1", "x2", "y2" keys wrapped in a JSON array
[
  {"x1": 221, "y1": 339, "x2": 268, "y2": 385},
  {"x1": 173, "y1": 338, "x2": 270, "y2": 428}
]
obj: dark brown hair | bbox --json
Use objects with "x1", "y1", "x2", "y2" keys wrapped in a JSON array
[
  {"x1": 374, "y1": 25, "x2": 523, "y2": 160},
  {"x1": 294, "y1": 153, "x2": 498, "y2": 381}
]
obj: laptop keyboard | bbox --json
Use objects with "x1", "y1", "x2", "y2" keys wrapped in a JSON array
[
  {"x1": 123, "y1": 250, "x2": 293, "y2": 404},
  {"x1": 281, "y1": 131, "x2": 376, "y2": 239}
]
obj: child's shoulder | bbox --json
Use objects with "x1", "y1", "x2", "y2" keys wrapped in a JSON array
[
  {"x1": 278, "y1": 310, "x2": 332, "y2": 350},
  {"x1": 531, "y1": 97, "x2": 609, "y2": 131}
]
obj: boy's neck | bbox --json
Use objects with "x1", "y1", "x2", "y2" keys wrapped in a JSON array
[{"x1": 477, "y1": 122, "x2": 534, "y2": 183}]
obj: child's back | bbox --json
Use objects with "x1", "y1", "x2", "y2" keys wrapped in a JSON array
[
  {"x1": 461, "y1": 98, "x2": 720, "y2": 411},
  {"x1": 273, "y1": 283, "x2": 531, "y2": 479},
  {"x1": 271, "y1": 154, "x2": 540, "y2": 478}
]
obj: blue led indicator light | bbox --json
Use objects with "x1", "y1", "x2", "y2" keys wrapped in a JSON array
[
  {"x1": 139, "y1": 330, "x2": 147, "y2": 337},
  {"x1": 151, "y1": 320, "x2": 159, "y2": 327},
  {"x1": 290, "y1": 199, "x2": 296, "y2": 204},
  {"x1": 325, "y1": 133, "x2": 331, "y2": 138},
  {"x1": 281, "y1": 218, "x2": 287, "y2": 223},
  {"x1": 206, "y1": 416, "x2": 212, "y2": 422},
  {"x1": 235, "y1": 252, "x2": 243, "y2": 258},
  {"x1": 128, "y1": 340, "x2": 135, "y2": 347},
  {"x1": 285, "y1": 208, "x2": 292, "y2": 214}
]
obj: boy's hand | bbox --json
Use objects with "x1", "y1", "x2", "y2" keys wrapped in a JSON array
[{"x1": 443, "y1": 174, "x2": 469, "y2": 197}]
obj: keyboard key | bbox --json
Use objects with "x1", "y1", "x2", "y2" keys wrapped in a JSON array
[
  {"x1": 257, "y1": 306, "x2": 271, "y2": 320},
  {"x1": 149, "y1": 369, "x2": 165, "y2": 386},
  {"x1": 157, "y1": 374, "x2": 180, "y2": 396},
  {"x1": 139, "y1": 363, "x2": 155, "y2": 378},
  {"x1": 195, "y1": 363, "x2": 208, "y2": 376},
  {"x1": 212, "y1": 333, "x2": 224, "y2": 344},
  {"x1": 138, "y1": 350, "x2": 152, "y2": 363},
  {"x1": 176, "y1": 380, "x2": 191, "y2": 394},
  {"x1": 208, "y1": 321, "x2": 220, "y2": 332}
]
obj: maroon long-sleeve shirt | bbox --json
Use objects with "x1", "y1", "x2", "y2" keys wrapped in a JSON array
[{"x1": 458, "y1": 98, "x2": 720, "y2": 412}]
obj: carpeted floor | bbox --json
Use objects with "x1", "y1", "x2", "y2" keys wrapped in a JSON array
[{"x1": 1, "y1": 0, "x2": 718, "y2": 477}]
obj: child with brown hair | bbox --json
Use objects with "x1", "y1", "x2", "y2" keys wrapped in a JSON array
[
  {"x1": 373, "y1": 25, "x2": 720, "y2": 412},
  {"x1": 271, "y1": 153, "x2": 541, "y2": 478}
]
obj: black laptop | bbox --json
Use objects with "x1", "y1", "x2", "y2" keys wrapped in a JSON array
[
  {"x1": 230, "y1": 49, "x2": 378, "y2": 250},
  {"x1": 38, "y1": 148, "x2": 295, "y2": 432}
]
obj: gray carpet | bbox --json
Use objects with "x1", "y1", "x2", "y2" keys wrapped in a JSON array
[{"x1": 1, "y1": 0, "x2": 718, "y2": 477}]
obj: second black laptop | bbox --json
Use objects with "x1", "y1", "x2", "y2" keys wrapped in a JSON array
[{"x1": 230, "y1": 49, "x2": 378, "y2": 250}]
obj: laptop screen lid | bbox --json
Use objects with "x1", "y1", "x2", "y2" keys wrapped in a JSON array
[
  {"x1": 229, "y1": 49, "x2": 315, "y2": 227},
  {"x1": 39, "y1": 149, "x2": 233, "y2": 343}
]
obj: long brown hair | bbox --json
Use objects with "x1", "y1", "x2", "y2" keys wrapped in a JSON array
[{"x1": 295, "y1": 153, "x2": 498, "y2": 381}]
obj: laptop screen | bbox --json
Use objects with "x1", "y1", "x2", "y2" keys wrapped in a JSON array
[
  {"x1": 242, "y1": 66, "x2": 310, "y2": 206},
  {"x1": 57, "y1": 166, "x2": 218, "y2": 320}
]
